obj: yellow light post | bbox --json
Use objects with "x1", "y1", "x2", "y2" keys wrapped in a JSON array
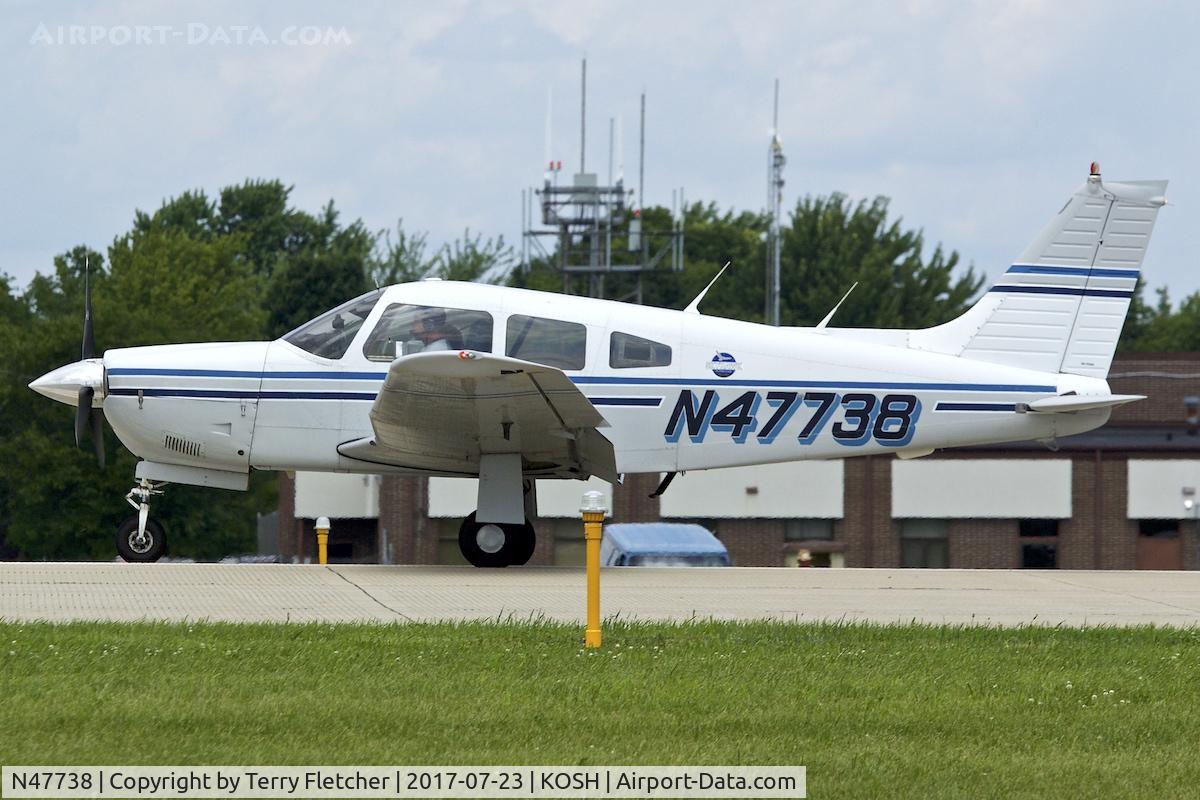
[
  {"x1": 580, "y1": 490, "x2": 607, "y2": 649},
  {"x1": 316, "y1": 516, "x2": 330, "y2": 565}
]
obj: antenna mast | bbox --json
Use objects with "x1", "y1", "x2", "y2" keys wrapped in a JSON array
[
  {"x1": 544, "y1": 87, "x2": 553, "y2": 177},
  {"x1": 766, "y1": 78, "x2": 786, "y2": 326},
  {"x1": 638, "y1": 91, "x2": 646, "y2": 210},
  {"x1": 580, "y1": 58, "x2": 586, "y2": 173}
]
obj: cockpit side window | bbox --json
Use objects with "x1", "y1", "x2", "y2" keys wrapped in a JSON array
[
  {"x1": 282, "y1": 290, "x2": 381, "y2": 360},
  {"x1": 362, "y1": 304, "x2": 494, "y2": 361}
]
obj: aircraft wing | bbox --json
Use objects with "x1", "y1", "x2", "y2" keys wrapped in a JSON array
[{"x1": 337, "y1": 351, "x2": 617, "y2": 482}]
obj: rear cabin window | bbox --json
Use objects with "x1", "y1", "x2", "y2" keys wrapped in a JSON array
[
  {"x1": 610, "y1": 331, "x2": 672, "y2": 368},
  {"x1": 362, "y1": 304, "x2": 493, "y2": 361},
  {"x1": 505, "y1": 315, "x2": 587, "y2": 370}
]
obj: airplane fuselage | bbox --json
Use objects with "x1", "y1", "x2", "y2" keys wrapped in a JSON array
[{"x1": 91, "y1": 280, "x2": 1109, "y2": 484}]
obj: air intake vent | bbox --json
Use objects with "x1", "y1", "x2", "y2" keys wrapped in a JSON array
[{"x1": 163, "y1": 433, "x2": 204, "y2": 458}]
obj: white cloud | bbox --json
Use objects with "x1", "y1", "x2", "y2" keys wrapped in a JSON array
[{"x1": 2, "y1": 0, "x2": 1197, "y2": 303}]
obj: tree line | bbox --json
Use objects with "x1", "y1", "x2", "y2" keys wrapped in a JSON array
[{"x1": 0, "y1": 180, "x2": 1192, "y2": 559}]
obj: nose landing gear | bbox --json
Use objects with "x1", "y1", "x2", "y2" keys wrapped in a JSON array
[{"x1": 116, "y1": 478, "x2": 167, "y2": 562}]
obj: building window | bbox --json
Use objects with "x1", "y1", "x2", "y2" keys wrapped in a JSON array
[
  {"x1": 609, "y1": 332, "x2": 672, "y2": 368},
  {"x1": 900, "y1": 519, "x2": 948, "y2": 568},
  {"x1": 1138, "y1": 519, "x2": 1180, "y2": 538},
  {"x1": 506, "y1": 315, "x2": 587, "y2": 370},
  {"x1": 1019, "y1": 519, "x2": 1059, "y2": 537},
  {"x1": 1021, "y1": 542, "x2": 1057, "y2": 569},
  {"x1": 1018, "y1": 518, "x2": 1059, "y2": 569},
  {"x1": 785, "y1": 519, "x2": 833, "y2": 540}
]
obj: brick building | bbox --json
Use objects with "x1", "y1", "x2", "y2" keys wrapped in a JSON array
[{"x1": 277, "y1": 353, "x2": 1200, "y2": 570}]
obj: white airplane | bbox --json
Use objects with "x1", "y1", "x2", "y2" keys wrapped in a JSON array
[{"x1": 31, "y1": 165, "x2": 1167, "y2": 565}]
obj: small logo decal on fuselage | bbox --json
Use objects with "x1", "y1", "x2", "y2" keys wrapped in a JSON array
[{"x1": 709, "y1": 352, "x2": 741, "y2": 377}]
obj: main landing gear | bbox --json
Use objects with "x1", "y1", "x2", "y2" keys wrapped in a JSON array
[
  {"x1": 457, "y1": 456, "x2": 538, "y2": 568},
  {"x1": 116, "y1": 478, "x2": 167, "y2": 562}
]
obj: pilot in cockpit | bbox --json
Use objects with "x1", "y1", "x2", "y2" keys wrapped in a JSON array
[{"x1": 409, "y1": 308, "x2": 463, "y2": 352}]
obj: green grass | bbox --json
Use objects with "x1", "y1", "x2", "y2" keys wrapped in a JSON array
[{"x1": 1, "y1": 621, "x2": 1198, "y2": 799}]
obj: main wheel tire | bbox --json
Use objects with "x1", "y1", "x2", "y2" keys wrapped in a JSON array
[
  {"x1": 116, "y1": 515, "x2": 166, "y2": 563},
  {"x1": 508, "y1": 520, "x2": 537, "y2": 566},
  {"x1": 458, "y1": 513, "x2": 510, "y2": 568},
  {"x1": 458, "y1": 513, "x2": 537, "y2": 568}
]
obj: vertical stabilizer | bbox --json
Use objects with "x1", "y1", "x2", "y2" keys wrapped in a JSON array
[{"x1": 911, "y1": 167, "x2": 1167, "y2": 378}]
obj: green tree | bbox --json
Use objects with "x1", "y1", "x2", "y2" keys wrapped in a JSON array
[
  {"x1": 434, "y1": 229, "x2": 514, "y2": 283},
  {"x1": 665, "y1": 204, "x2": 771, "y2": 319},
  {"x1": 778, "y1": 194, "x2": 981, "y2": 327},
  {"x1": 371, "y1": 222, "x2": 515, "y2": 287},
  {"x1": 264, "y1": 203, "x2": 373, "y2": 337},
  {"x1": 510, "y1": 194, "x2": 980, "y2": 328},
  {"x1": 102, "y1": 229, "x2": 266, "y2": 345},
  {"x1": 0, "y1": 251, "x2": 101, "y2": 558},
  {"x1": 1118, "y1": 285, "x2": 1200, "y2": 353},
  {"x1": 2, "y1": 179, "x2": 383, "y2": 561},
  {"x1": 132, "y1": 190, "x2": 217, "y2": 239},
  {"x1": 0, "y1": 235, "x2": 272, "y2": 561},
  {"x1": 215, "y1": 180, "x2": 297, "y2": 273},
  {"x1": 136, "y1": 182, "x2": 375, "y2": 339},
  {"x1": 370, "y1": 219, "x2": 435, "y2": 287}
]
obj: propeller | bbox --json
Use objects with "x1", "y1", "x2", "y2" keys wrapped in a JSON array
[
  {"x1": 82, "y1": 256, "x2": 95, "y2": 360},
  {"x1": 75, "y1": 258, "x2": 106, "y2": 467}
]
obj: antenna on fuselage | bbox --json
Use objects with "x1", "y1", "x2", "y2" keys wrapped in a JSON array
[
  {"x1": 814, "y1": 282, "x2": 859, "y2": 331},
  {"x1": 684, "y1": 261, "x2": 732, "y2": 314}
]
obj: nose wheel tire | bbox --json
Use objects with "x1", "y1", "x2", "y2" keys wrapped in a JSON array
[
  {"x1": 116, "y1": 515, "x2": 166, "y2": 562},
  {"x1": 458, "y1": 513, "x2": 536, "y2": 567}
]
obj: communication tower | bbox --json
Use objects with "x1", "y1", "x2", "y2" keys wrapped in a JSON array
[{"x1": 521, "y1": 59, "x2": 685, "y2": 301}]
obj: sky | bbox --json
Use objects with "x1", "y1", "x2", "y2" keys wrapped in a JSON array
[{"x1": 3, "y1": 0, "x2": 1198, "y2": 304}]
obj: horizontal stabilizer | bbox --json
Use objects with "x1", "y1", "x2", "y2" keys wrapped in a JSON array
[{"x1": 1025, "y1": 394, "x2": 1144, "y2": 414}]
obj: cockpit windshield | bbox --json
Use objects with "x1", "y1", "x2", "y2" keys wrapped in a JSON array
[{"x1": 282, "y1": 290, "x2": 382, "y2": 359}]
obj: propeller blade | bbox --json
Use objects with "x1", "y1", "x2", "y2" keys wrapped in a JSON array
[
  {"x1": 75, "y1": 386, "x2": 94, "y2": 448},
  {"x1": 90, "y1": 410, "x2": 106, "y2": 468},
  {"x1": 82, "y1": 256, "x2": 95, "y2": 360}
]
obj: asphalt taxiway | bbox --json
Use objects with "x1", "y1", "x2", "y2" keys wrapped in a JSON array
[{"x1": 1, "y1": 564, "x2": 1197, "y2": 626}]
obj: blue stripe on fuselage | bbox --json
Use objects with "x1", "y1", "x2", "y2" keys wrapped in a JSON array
[
  {"x1": 587, "y1": 397, "x2": 663, "y2": 406},
  {"x1": 107, "y1": 371, "x2": 1057, "y2": 398},
  {"x1": 108, "y1": 388, "x2": 379, "y2": 401},
  {"x1": 571, "y1": 377, "x2": 1056, "y2": 392},
  {"x1": 935, "y1": 402, "x2": 1018, "y2": 412},
  {"x1": 108, "y1": 368, "x2": 389, "y2": 380}
]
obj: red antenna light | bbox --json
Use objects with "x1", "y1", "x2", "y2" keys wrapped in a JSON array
[{"x1": 1089, "y1": 161, "x2": 1100, "y2": 176}]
